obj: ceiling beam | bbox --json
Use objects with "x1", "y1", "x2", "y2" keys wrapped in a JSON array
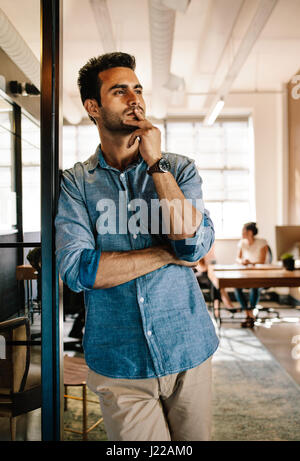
[
  {"x1": 204, "y1": 0, "x2": 279, "y2": 125},
  {"x1": 89, "y1": 0, "x2": 116, "y2": 52}
]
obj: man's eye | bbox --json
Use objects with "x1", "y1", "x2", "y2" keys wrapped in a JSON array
[
  {"x1": 135, "y1": 90, "x2": 142, "y2": 94},
  {"x1": 115, "y1": 90, "x2": 125, "y2": 95}
]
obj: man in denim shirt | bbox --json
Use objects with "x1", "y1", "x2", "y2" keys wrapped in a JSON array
[{"x1": 55, "y1": 52, "x2": 219, "y2": 441}]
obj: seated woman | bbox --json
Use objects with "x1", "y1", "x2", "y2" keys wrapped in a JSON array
[{"x1": 235, "y1": 222, "x2": 268, "y2": 328}]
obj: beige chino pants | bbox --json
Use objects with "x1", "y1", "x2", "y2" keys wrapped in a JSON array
[{"x1": 87, "y1": 356, "x2": 212, "y2": 441}]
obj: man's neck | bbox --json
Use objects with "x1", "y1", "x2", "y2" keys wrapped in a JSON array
[{"x1": 98, "y1": 127, "x2": 139, "y2": 171}]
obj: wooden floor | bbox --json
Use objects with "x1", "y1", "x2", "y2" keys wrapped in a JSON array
[
  {"x1": 221, "y1": 304, "x2": 300, "y2": 386},
  {"x1": 252, "y1": 307, "x2": 300, "y2": 386}
]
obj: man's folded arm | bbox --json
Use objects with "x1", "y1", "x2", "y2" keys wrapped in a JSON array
[
  {"x1": 167, "y1": 158, "x2": 215, "y2": 262},
  {"x1": 55, "y1": 168, "x2": 100, "y2": 293},
  {"x1": 55, "y1": 169, "x2": 197, "y2": 292}
]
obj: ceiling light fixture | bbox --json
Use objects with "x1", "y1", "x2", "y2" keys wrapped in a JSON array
[{"x1": 203, "y1": 98, "x2": 224, "y2": 126}]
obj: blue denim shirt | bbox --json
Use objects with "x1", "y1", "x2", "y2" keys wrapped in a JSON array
[{"x1": 55, "y1": 146, "x2": 219, "y2": 378}]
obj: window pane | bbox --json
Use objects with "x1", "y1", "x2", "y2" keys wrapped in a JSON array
[
  {"x1": 195, "y1": 123, "x2": 223, "y2": 154},
  {"x1": 152, "y1": 121, "x2": 165, "y2": 151},
  {"x1": 77, "y1": 126, "x2": 100, "y2": 161},
  {"x1": 0, "y1": 168, "x2": 16, "y2": 231},
  {"x1": 200, "y1": 170, "x2": 224, "y2": 201},
  {"x1": 222, "y1": 201, "x2": 251, "y2": 238},
  {"x1": 21, "y1": 111, "x2": 40, "y2": 232},
  {"x1": 0, "y1": 98, "x2": 13, "y2": 133},
  {"x1": 22, "y1": 114, "x2": 40, "y2": 148},
  {"x1": 166, "y1": 122, "x2": 194, "y2": 155},
  {"x1": 22, "y1": 166, "x2": 40, "y2": 232},
  {"x1": 224, "y1": 171, "x2": 249, "y2": 201},
  {"x1": 206, "y1": 202, "x2": 223, "y2": 238},
  {"x1": 22, "y1": 142, "x2": 40, "y2": 165},
  {"x1": 0, "y1": 97, "x2": 16, "y2": 231},
  {"x1": 63, "y1": 125, "x2": 100, "y2": 169},
  {"x1": 165, "y1": 118, "x2": 253, "y2": 237},
  {"x1": 0, "y1": 127, "x2": 12, "y2": 165}
]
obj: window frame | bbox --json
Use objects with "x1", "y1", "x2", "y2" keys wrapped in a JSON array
[{"x1": 160, "y1": 116, "x2": 256, "y2": 239}]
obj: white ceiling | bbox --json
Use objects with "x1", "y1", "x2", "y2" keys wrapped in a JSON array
[{"x1": 1, "y1": 0, "x2": 300, "y2": 123}]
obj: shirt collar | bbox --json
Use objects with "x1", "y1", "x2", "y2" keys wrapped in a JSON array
[{"x1": 87, "y1": 144, "x2": 143, "y2": 173}]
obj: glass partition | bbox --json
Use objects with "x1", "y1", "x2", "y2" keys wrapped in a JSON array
[
  {"x1": 0, "y1": 96, "x2": 16, "y2": 232},
  {"x1": 22, "y1": 113, "x2": 41, "y2": 233}
]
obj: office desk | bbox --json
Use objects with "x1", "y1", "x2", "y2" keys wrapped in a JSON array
[
  {"x1": 208, "y1": 266, "x2": 300, "y2": 289},
  {"x1": 207, "y1": 265, "x2": 300, "y2": 325}
]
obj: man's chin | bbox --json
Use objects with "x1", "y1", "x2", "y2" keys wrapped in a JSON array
[{"x1": 120, "y1": 123, "x2": 138, "y2": 133}]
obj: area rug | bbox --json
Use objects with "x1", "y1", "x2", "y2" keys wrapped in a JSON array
[
  {"x1": 63, "y1": 386, "x2": 107, "y2": 441},
  {"x1": 212, "y1": 327, "x2": 300, "y2": 441},
  {"x1": 63, "y1": 328, "x2": 300, "y2": 441}
]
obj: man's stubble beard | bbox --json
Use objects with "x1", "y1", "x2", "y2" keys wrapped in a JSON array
[{"x1": 100, "y1": 107, "x2": 138, "y2": 134}]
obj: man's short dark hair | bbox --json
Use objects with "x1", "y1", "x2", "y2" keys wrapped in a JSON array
[{"x1": 77, "y1": 52, "x2": 136, "y2": 123}]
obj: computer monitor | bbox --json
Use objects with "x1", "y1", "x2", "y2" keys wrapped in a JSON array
[{"x1": 275, "y1": 226, "x2": 300, "y2": 260}]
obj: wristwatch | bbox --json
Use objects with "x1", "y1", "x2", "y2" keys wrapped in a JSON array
[{"x1": 147, "y1": 158, "x2": 171, "y2": 175}]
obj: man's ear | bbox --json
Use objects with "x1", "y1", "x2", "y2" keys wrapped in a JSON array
[{"x1": 83, "y1": 99, "x2": 100, "y2": 120}]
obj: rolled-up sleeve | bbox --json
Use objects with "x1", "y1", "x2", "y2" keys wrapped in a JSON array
[
  {"x1": 55, "y1": 169, "x2": 101, "y2": 292},
  {"x1": 169, "y1": 158, "x2": 215, "y2": 262}
]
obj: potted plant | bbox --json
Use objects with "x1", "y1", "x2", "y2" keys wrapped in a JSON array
[{"x1": 281, "y1": 253, "x2": 295, "y2": 271}]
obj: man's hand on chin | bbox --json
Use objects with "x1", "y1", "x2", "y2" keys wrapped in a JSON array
[{"x1": 123, "y1": 107, "x2": 162, "y2": 167}]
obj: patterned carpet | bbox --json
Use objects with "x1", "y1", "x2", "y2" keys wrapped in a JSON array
[
  {"x1": 63, "y1": 328, "x2": 300, "y2": 441},
  {"x1": 212, "y1": 328, "x2": 300, "y2": 441},
  {"x1": 63, "y1": 386, "x2": 107, "y2": 441}
]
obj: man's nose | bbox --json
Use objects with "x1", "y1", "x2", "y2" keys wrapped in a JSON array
[{"x1": 127, "y1": 91, "x2": 139, "y2": 106}]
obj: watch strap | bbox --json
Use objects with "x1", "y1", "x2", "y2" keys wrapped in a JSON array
[{"x1": 147, "y1": 160, "x2": 162, "y2": 175}]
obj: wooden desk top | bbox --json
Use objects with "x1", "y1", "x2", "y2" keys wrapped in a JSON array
[
  {"x1": 212, "y1": 264, "x2": 283, "y2": 271},
  {"x1": 16, "y1": 265, "x2": 38, "y2": 280},
  {"x1": 208, "y1": 265, "x2": 300, "y2": 289}
]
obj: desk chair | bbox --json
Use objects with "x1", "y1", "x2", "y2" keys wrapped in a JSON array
[
  {"x1": 253, "y1": 246, "x2": 280, "y2": 321},
  {"x1": 0, "y1": 317, "x2": 41, "y2": 440},
  {"x1": 16, "y1": 265, "x2": 40, "y2": 323}
]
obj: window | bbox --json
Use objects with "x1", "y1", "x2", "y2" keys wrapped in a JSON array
[
  {"x1": 63, "y1": 125, "x2": 100, "y2": 169},
  {"x1": 62, "y1": 118, "x2": 254, "y2": 238},
  {"x1": 164, "y1": 119, "x2": 255, "y2": 238},
  {"x1": 0, "y1": 96, "x2": 16, "y2": 232},
  {"x1": 22, "y1": 112, "x2": 40, "y2": 232}
]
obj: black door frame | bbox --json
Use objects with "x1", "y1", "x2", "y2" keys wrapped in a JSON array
[{"x1": 40, "y1": 0, "x2": 63, "y2": 441}]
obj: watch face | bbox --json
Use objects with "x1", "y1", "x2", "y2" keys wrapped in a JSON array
[{"x1": 159, "y1": 158, "x2": 171, "y2": 172}]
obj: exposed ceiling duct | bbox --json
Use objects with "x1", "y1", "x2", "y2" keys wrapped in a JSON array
[
  {"x1": 148, "y1": 0, "x2": 190, "y2": 119},
  {"x1": 89, "y1": 0, "x2": 116, "y2": 52},
  {"x1": 161, "y1": 0, "x2": 191, "y2": 13},
  {"x1": 0, "y1": 8, "x2": 82, "y2": 125},
  {"x1": 0, "y1": 8, "x2": 40, "y2": 89},
  {"x1": 204, "y1": 0, "x2": 279, "y2": 125}
]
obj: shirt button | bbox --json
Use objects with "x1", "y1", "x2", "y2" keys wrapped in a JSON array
[
  {"x1": 128, "y1": 203, "x2": 131, "y2": 210},
  {"x1": 133, "y1": 234, "x2": 137, "y2": 239},
  {"x1": 147, "y1": 330, "x2": 152, "y2": 337},
  {"x1": 140, "y1": 297, "x2": 144, "y2": 303},
  {"x1": 120, "y1": 173, "x2": 124, "y2": 179}
]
